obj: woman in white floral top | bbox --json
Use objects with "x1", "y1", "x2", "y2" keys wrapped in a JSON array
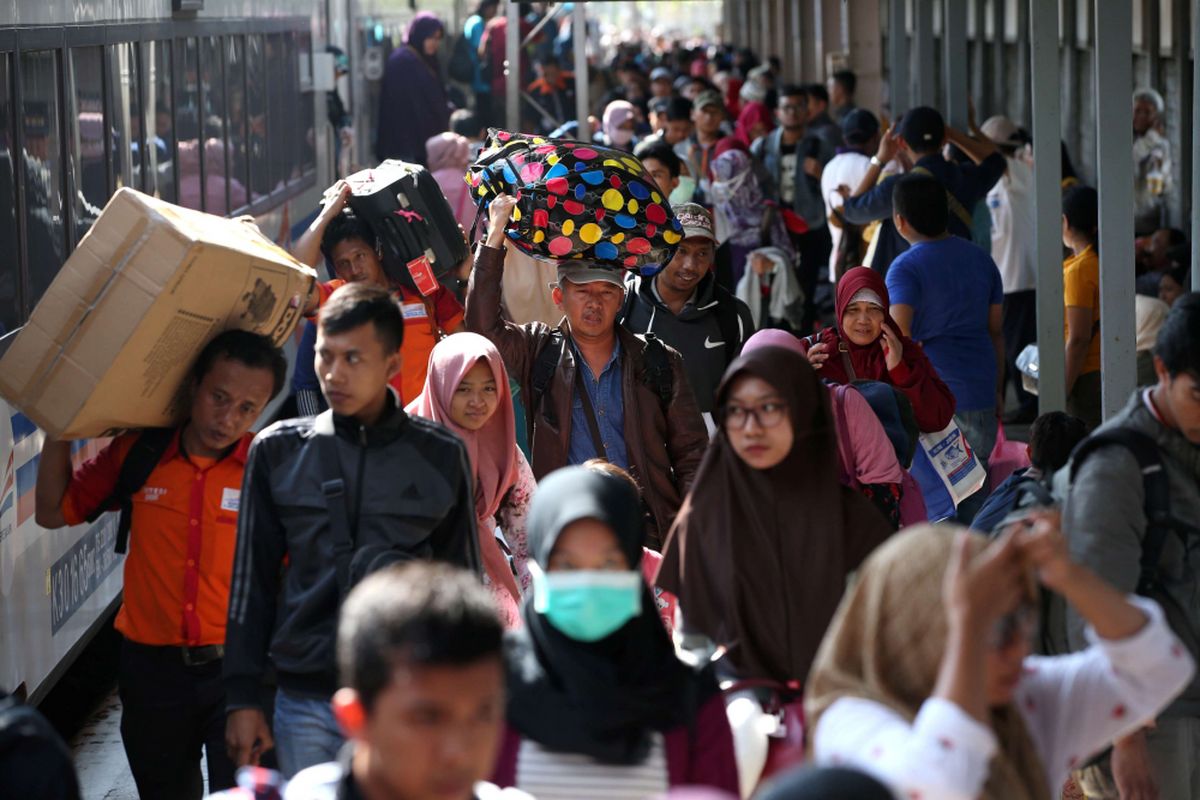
[{"x1": 407, "y1": 332, "x2": 535, "y2": 627}]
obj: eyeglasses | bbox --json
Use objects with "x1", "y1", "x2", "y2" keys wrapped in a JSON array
[{"x1": 722, "y1": 401, "x2": 788, "y2": 430}]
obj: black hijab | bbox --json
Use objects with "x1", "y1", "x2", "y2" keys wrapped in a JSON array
[{"x1": 505, "y1": 467, "x2": 719, "y2": 765}]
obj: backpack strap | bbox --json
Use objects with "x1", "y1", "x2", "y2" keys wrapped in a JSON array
[
  {"x1": 640, "y1": 334, "x2": 675, "y2": 407},
  {"x1": 314, "y1": 411, "x2": 356, "y2": 598},
  {"x1": 911, "y1": 166, "x2": 976, "y2": 232},
  {"x1": 1068, "y1": 428, "x2": 1189, "y2": 596},
  {"x1": 527, "y1": 329, "x2": 566, "y2": 444},
  {"x1": 85, "y1": 427, "x2": 177, "y2": 554}
]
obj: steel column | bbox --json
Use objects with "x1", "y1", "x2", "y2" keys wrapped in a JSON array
[
  {"x1": 913, "y1": 0, "x2": 936, "y2": 106},
  {"x1": 888, "y1": 0, "x2": 909, "y2": 114},
  {"x1": 1193, "y1": 0, "x2": 1200, "y2": 289},
  {"x1": 944, "y1": 0, "x2": 969, "y2": 128},
  {"x1": 992, "y1": 0, "x2": 1006, "y2": 117},
  {"x1": 1029, "y1": 0, "x2": 1066, "y2": 414},
  {"x1": 573, "y1": 3, "x2": 588, "y2": 141},
  {"x1": 505, "y1": 0, "x2": 519, "y2": 131},
  {"x1": 1094, "y1": 0, "x2": 1137, "y2": 419}
]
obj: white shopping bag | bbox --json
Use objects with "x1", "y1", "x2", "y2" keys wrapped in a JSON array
[{"x1": 919, "y1": 419, "x2": 988, "y2": 508}]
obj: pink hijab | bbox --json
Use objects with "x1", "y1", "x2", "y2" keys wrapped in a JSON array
[{"x1": 406, "y1": 333, "x2": 521, "y2": 604}]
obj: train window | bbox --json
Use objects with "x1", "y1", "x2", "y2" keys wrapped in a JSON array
[
  {"x1": 20, "y1": 49, "x2": 67, "y2": 316},
  {"x1": 245, "y1": 34, "x2": 269, "y2": 198},
  {"x1": 297, "y1": 31, "x2": 316, "y2": 179},
  {"x1": 148, "y1": 40, "x2": 174, "y2": 203},
  {"x1": 200, "y1": 36, "x2": 228, "y2": 214},
  {"x1": 0, "y1": 55, "x2": 18, "y2": 335},
  {"x1": 68, "y1": 47, "x2": 107, "y2": 245},
  {"x1": 176, "y1": 37, "x2": 202, "y2": 211},
  {"x1": 265, "y1": 32, "x2": 288, "y2": 192},
  {"x1": 226, "y1": 36, "x2": 250, "y2": 212},
  {"x1": 112, "y1": 42, "x2": 141, "y2": 193}
]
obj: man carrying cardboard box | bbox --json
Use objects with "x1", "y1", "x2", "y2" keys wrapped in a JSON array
[{"x1": 34, "y1": 330, "x2": 288, "y2": 800}]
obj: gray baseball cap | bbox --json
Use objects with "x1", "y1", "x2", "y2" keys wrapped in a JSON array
[
  {"x1": 673, "y1": 203, "x2": 716, "y2": 242},
  {"x1": 556, "y1": 261, "x2": 626, "y2": 288}
]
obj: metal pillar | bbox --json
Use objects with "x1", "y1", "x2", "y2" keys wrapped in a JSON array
[
  {"x1": 972, "y1": 0, "x2": 989, "y2": 113},
  {"x1": 888, "y1": 0, "x2": 909, "y2": 115},
  {"x1": 913, "y1": 0, "x2": 936, "y2": 106},
  {"x1": 944, "y1": 0, "x2": 969, "y2": 128},
  {"x1": 505, "y1": 0, "x2": 520, "y2": 131},
  {"x1": 1095, "y1": 0, "x2": 1137, "y2": 419},
  {"x1": 992, "y1": 0, "x2": 1006, "y2": 117},
  {"x1": 1029, "y1": 0, "x2": 1066, "y2": 414},
  {"x1": 1193, "y1": 0, "x2": 1200, "y2": 289},
  {"x1": 573, "y1": 3, "x2": 589, "y2": 141}
]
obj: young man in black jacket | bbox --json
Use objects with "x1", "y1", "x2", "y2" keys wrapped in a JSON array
[{"x1": 223, "y1": 283, "x2": 480, "y2": 778}]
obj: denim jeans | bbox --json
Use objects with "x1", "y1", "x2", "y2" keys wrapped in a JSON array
[
  {"x1": 273, "y1": 688, "x2": 345, "y2": 778},
  {"x1": 954, "y1": 407, "x2": 998, "y2": 524}
]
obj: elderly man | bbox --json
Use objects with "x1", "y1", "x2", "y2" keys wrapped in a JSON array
[
  {"x1": 1133, "y1": 87, "x2": 1173, "y2": 236},
  {"x1": 466, "y1": 195, "x2": 708, "y2": 550}
]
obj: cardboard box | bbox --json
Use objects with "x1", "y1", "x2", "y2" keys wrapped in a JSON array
[{"x1": 0, "y1": 188, "x2": 316, "y2": 439}]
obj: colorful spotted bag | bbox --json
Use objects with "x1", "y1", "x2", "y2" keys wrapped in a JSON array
[{"x1": 467, "y1": 129, "x2": 683, "y2": 273}]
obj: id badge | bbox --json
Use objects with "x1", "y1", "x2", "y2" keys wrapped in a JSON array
[{"x1": 407, "y1": 254, "x2": 439, "y2": 297}]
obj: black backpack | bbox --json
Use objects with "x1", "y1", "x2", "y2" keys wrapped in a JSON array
[
  {"x1": 84, "y1": 427, "x2": 176, "y2": 554},
  {"x1": 448, "y1": 34, "x2": 476, "y2": 84}
]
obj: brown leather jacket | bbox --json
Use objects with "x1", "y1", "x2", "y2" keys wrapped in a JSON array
[{"x1": 466, "y1": 244, "x2": 708, "y2": 549}]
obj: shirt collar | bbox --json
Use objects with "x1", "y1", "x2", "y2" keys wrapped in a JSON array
[
  {"x1": 650, "y1": 275, "x2": 697, "y2": 309},
  {"x1": 162, "y1": 426, "x2": 253, "y2": 467}
]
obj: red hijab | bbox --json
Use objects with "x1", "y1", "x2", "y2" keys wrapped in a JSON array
[
  {"x1": 811, "y1": 267, "x2": 909, "y2": 385},
  {"x1": 734, "y1": 101, "x2": 774, "y2": 147}
]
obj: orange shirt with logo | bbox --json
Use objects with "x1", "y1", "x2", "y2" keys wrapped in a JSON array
[
  {"x1": 60, "y1": 430, "x2": 252, "y2": 647},
  {"x1": 315, "y1": 280, "x2": 464, "y2": 403}
]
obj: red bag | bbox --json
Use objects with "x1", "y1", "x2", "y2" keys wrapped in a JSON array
[{"x1": 723, "y1": 679, "x2": 806, "y2": 791}]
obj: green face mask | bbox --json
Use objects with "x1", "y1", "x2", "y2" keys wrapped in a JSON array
[
  {"x1": 670, "y1": 175, "x2": 697, "y2": 206},
  {"x1": 531, "y1": 564, "x2": 643, "y2": 642}
]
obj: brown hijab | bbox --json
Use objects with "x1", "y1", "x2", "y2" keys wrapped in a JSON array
[
  {"x1": 656, "y1": 345, "x2": 892, "y2": 685},
  {"x1": 805, "y1": 524, "x2": 1050, "y2": 800}
]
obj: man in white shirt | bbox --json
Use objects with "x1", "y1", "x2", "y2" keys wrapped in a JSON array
[
  {"x1": 1133, "y1": 87, "x2": 1173, "y2": 236},
  {"x1": 821, "y1": 109, "x2": 880, "y2": 284},
  {"x1": 980, "y1": 115, "x2": 1038, "y2": 424}
]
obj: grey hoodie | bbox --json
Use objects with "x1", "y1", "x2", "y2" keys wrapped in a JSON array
[
  {"x1": 1053, "y1": 389, "x2": 1200, "y2": 717},
  {"x1": 621, "y1": 271, "x2": 754, "y2": 413}
]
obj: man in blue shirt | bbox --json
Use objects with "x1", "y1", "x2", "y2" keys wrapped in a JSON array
[
  {"x1": 886, "y1": 173, "x2": 1006, "y2": 523},
  {"x1": 839, "y1": 106, "x2": 1006, "y2": 275},
  {"x1": 466, "y1": 194, "x2": 708, "y2": 549}
]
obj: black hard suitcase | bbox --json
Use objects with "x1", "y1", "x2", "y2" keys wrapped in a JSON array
[{"x1": 343, "y1": 160, "x2": 469, "y2": 291}]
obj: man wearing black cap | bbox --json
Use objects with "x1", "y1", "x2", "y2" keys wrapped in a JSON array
[
  {"x1": 821, "y1": 109, "x2": 881, "y2": 282},
  {"x1": 465, "y1": 195, "x2": 708, "y2": 550},
  {"x1": 752, "y1": 84, "x2": 835, "y2": 332},
  {"x1": 838, "y1": 106, "x2": 1005, "y2": 274}
]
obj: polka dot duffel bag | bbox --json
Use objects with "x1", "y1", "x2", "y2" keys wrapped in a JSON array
[{"x1": 466, "y1": 129, "x2": 683, "y2": 274}]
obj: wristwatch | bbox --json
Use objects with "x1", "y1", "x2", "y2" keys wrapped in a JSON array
[{"x1": 870, "y1": 156, "x2": 884, "y2": 168}]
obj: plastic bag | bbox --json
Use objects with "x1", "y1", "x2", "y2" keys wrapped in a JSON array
[
  {"x1": 918, "y1": 419, "x2": 988, "y2": 508},
  {"x1": 1016, "y1": 343, "x2": 1040, "y2": 396}
]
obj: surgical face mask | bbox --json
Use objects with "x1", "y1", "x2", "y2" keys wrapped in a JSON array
[
  {"x1": 670, "y1": 175, "x2": 697, "y2": 206},
  {"x1": 531, "y1": 561, "x2": 642, "y2": 642},
  {"x1": 609, "y1": 128, "x2": 635, "y2": 147}
]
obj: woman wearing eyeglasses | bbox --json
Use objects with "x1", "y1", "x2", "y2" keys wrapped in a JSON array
[{"x1": 806, "y1": 519, "x2": 1195, "y2": 800}]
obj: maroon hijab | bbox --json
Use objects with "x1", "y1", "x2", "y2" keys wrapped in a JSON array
[{"x1": 809, "y1": 267, "x2": 908, "y2": 385}]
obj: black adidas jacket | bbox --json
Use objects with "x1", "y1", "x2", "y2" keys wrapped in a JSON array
[{"x1": 223, "y1": 395, "x2": 480, "y2": 708}]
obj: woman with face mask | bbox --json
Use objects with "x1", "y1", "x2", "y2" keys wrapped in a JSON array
[
  {"x1": 492, "y1": 467, "x2": 739, "y2": 799},
  {"x1": 406, "y1": 333, "x2": 535, "y2": 629},
  {"x1": 598, "y1": 100, "x2": 639, "y2": 152},
  {"x1": 709, "y1": 149, "x2": 794, "y2": 290},
  {"x1": 801, "y1": 266, "x2": 955, "y2": 434},
  {"x1": 806, "y1": 520, "x2": 1195, "y2": 800}
]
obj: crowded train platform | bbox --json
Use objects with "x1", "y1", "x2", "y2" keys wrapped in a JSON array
[{"x1": 0, "y1": 2, "x2": 1197, "y2": 799}]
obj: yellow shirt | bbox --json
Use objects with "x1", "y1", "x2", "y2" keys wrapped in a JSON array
[{"x1": 1063, "y1": 245, "x2": 1101, "y2": 375}]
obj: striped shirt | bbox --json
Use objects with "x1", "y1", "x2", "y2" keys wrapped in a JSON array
[{"x1": 515, "y1": 733, "x2": 669, "y2": 800}]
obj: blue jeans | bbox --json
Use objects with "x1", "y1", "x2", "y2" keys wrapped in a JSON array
[
  {"x1": 954, "y1": 408, "x2": 998, "y2": 524},
  {"x1": 273, "y1": 688, "x2": 344, "y2": 778}
]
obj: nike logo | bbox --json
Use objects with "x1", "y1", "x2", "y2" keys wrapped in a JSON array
[{"x1": 703, "y1": 337, "x2": 725, "y2": 349}]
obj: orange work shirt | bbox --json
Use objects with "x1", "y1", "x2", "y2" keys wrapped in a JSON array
[
  {"x1": 315, "y1": 280, "x2": 464, "y2": 403},
  {"x1": 61, "y1": 430, "x2": 252, "y2": 647}
]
